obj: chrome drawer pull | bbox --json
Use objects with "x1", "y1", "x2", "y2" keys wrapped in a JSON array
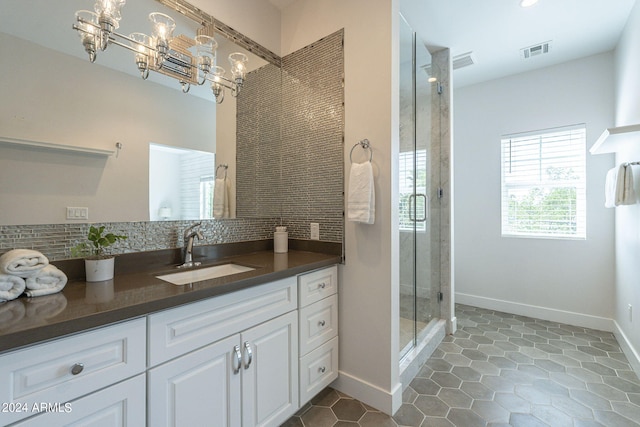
[
  {"x1": 70, "y1": 363, "x2": 84, "y2": 375},
  {"x1": 243, "y1": 341, "x2": 253, "y2": 369},
  {"x1": 318, "y1": 282, "x2": 326, "y2": 289},
  {"x1": 318, "y1": 366, "x2": 326, "y2": 373},
  {"x1": 318, "y1": 320, "x2": 326, "y2": 327},
  {"x1": 233, "y1": 345, "x2": 242, "y2": 374}
]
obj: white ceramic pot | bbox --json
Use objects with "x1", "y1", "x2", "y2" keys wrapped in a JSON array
[{"x1": 85, "y1": 257, "x2": 115, "y2": 282}]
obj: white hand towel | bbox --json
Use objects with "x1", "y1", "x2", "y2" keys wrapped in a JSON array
[
  {"x1": 615, "y1": 163, "x2": 637, "y2": 206},
  {"x1": 213, "y1": 178, "x2": 230, "y2": 219},
  {"x1": 24, "y1": 265, "x2": 67, "y2": 298},
  {"x1": 0, "y1": 274, "x2": 26, "y2": 302},
  {"x1": 0, "y1": 249, "x2": 49, "y2": 278},
  {"x1": 605, "y1": 167, "x2": 617, "y2": 208},
  {"x1": 348, "y1": 161, "x2": 375, "y2": 224}
]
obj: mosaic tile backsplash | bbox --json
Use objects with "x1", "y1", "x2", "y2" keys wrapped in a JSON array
[
  {"x1": 0, "y1": 219, "x2": 281, "y2": 261},
  {"x1": 237, "y1": 30, "x2": 345, "y2": 244}
]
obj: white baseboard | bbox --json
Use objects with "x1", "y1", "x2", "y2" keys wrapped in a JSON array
[
  {"x1": 455, "y1": 292, "x2": 615, "y2": 332},
  {"x1": 331, "y1": 371, "x2": 402, "y2": 415},
  {"x1": 613, "y1": 320, "x2": 640, "y2": 375}
]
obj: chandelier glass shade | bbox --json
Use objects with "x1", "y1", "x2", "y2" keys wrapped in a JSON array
[{"x1": 73, "y1": 0, "x2": 247, "y2": 103}]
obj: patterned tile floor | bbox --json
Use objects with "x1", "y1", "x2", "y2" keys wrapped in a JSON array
[{"x1": 282, "y1": 304, "x2": 640, "y2": 427}]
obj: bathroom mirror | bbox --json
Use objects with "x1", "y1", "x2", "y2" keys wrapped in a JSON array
[{"x1": 0, "y1": 0, "x2": 278, "y2": 225}]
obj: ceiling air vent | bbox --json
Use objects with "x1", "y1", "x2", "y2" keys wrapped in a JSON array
[
  {"x1": 520, "y1": 41, "x2": 552, "y2": 59},
  {"x1": 452, "y1": 51, "x2": 476, "y2": 70}
]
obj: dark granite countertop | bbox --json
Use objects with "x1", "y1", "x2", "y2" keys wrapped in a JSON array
[{"x1": 0, "y1": 246, "x2": 341, "y2": 354}]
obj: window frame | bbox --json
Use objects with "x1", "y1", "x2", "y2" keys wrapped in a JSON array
[{"x1": 500, "y1": 124, "x2": 587, "y2": 240}]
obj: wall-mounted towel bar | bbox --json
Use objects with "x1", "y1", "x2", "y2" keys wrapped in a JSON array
[
  {"x1": 625, "y1": 161, "x2": 640, "y2": 166},
  {"x1": 350, "y1": 139, "x2": 372, "y2": 163},
  {"x1": 216, "y1": 164, "x2": 228, "y2": 179}
]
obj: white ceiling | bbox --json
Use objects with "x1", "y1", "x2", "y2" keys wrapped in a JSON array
[{"x1": 400, "y1": 0, "x2": 637, "y2": 88}]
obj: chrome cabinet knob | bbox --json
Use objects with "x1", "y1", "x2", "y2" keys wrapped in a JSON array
[
  {"x1": 71, "y1": 363, "x2": 84, "y2": 375},
  {"x1": 318, "y1": 320, "x2": 326, "y2": 327},
  {"x1": 318, "y1": 366, "x2": 326, "y2": 373},
  {"x1": 318, "y1": 282, "x2": 326, "y2": 289}
]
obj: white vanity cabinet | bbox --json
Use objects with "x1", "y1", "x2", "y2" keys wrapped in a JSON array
[
  {"x1": 147, "y1": 277, "x2": 299, "y2": 427},
  {"x1": 0, "y1": 318, "x2": 146, "y2": 426},
  {"x1": 297, "y1": 266, "x2": 339, "y2": 404}
]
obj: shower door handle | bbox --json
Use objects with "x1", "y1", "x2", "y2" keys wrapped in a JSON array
[{"x1": 416, "y1": 194, "x2": 428, "y2": 222}]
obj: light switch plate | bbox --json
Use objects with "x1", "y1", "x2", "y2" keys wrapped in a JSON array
[
  {"x1": 66, "y1": 207, "x2": 89, "y2": 220},
  {"x1": 310, "y1": 223, "x2": 320, "y2": 240}
]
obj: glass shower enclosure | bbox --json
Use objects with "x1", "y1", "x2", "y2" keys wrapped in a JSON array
[{"x1": 399, "y1": 15, "x2": 442, "y2": 361}]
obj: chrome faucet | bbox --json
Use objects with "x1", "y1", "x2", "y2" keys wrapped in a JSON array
[{"x1": 180, "y1": 222, "x2": 203, "y2": 268}]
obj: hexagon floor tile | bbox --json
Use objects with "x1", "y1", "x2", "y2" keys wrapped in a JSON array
[{"x1": 282, "y1": 304, "x2": 640, "y2": 426}]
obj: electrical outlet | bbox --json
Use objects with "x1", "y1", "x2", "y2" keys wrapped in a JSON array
[
  {"x1": 310, "y1": 223, "x2": 320, "y2": 240},
  {"x1": 629, "y1": 304, "x2": 633, "y2": 322},
  {"x1": 66, "y1": 207, "x2": 89, "y2": 220}
]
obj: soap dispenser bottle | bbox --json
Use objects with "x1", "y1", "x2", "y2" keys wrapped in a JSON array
[{"x1": 274, "y1": 226, "x2": 288, "y2": 253}]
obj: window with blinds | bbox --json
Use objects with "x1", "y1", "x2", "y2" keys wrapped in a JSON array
[
  {"x1": 501, "y1": 124, "x2": 586, "y2": 239},
  {"x1": 399, "y1": 150, "x2": 427, "y2": 232}
]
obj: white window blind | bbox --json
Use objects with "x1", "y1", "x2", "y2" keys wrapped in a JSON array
[
  {"x1": 501, "y1": 124, "x2": 586, "y2": 239},
  {"x1": 399, "y1": 150, "x2": 427, "y2": 232}
]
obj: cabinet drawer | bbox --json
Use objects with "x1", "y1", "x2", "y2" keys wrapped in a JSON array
[
  {"x1": 299, "y1": 336, "x2": 339, "y2": 404},
  {"x1": 10, "y1": 374, "x2": 146, "y2": 427},
  {"x1": 299, "y1": 294, "x2": 338, "y2": 356},
  {"x1": 148, "y1": 277, "x2": 297, "y2": 367},
  {"x1": 298, "y1": 266, "x2": 337, "y2": 307},
  {"x1": 0, "y1": 318, "x2": 146, "y2": 425}
]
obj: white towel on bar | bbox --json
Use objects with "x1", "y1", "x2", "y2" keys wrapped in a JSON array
[
  {"x1": 25, "y1": 265, "x2": 67, "y2": 298},
  {"x1": 348, "y1": 161, "x2": 375, "y2": 224},
  {"x1": 605, "y1": 164, "x2": 637, "y2": 207},
  {"x1": 0, "y1": 249, "x2": 49, "y2": 278},
  {"x1": 213, "y1": 178, "x2": 230, "y2": 219},
  {"x1": 0, "y1": 274, "x2": 26, "y2": 302}
]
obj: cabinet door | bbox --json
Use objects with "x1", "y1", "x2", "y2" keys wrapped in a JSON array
[
  {"x1": 241, "y1": 311, "x2": 298, "y2": 427},
  {"x1": 148, "y1": 335, "x2": 241, "y2": 427},
  {"x1": 11, "y1": 374, "x2": 145, "y2": 427}
]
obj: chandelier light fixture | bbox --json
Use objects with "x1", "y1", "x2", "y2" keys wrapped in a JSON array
[{"x1": 73, "y1": 0, "x2": 248, "y2": 103}]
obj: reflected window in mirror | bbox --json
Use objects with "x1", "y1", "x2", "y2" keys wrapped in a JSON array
[{"x1": 149, "y1": 143, "x2": 215, "y2": 221}]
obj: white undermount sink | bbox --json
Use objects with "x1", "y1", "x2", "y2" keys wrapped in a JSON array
[{"x1": 156, "y1": 263, "x2": 256, "y2": 285}]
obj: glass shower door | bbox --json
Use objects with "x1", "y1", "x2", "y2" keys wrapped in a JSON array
[{"x1": 399, "y1": 15, "x2": 441, "y2": 360}]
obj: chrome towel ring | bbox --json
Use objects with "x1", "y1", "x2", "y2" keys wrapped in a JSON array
[{"x1": 350, "y1": 139, "x2": 372, "y2": 163}]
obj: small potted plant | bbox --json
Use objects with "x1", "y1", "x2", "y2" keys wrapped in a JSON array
[{"x1": 71, "y1": 225, "x2": 127, "y2": 282}]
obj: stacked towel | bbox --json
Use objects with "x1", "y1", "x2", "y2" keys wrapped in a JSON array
[
  {"x1": 348, "y1": 161, "x2": 375, "y2": 224},
  {"x1": 0, "y1": 275, "x2": 26, "y2": 303},
  {"x1": 25, "y1": 265, "x2": 68, "y2": 298},
  {"x1": 605, "y1": 164, "x2": 637, "y2": 207},
  {"x1": 0, "y1": 249, "x2": 67, "y2": 301},
  {"x1": 213, "y1": 178, "x2": 231, "y2": 219},
  {"x1": 0, "y1": 249, "x2": 49, "y2": 277}
]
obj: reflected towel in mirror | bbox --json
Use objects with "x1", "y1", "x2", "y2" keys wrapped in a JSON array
[{"x1": 213, "y1": 178, "x2": 230, "y2": 219}]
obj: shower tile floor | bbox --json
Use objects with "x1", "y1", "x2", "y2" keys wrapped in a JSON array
[{"x1": 282, "y1": 304, "x2": 640, "y2": 426}]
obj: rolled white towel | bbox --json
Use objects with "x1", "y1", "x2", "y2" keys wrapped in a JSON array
[
  {"x1": 24, "y1": 265, "x2": 67, "y2": 298},
  {"x1": 0, "y1": 274, "x2": 26, "y2": 302},
  {"x1": 0, "y1": 249, "x2": 49, "y2": 278}
]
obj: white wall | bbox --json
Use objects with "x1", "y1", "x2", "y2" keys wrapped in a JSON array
[
  {"x1": 281, "y1": 0, "x2": 402, "y2": 414},
  {"x1": 454, "y1": 53, "x2": 616, "y2": 330},
  {"x1": 613, "y1": 0, "x2": 640, "y2": 371},
  {"x1": 189, "y1": 0, "x2": 281, "y2": 55}
]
